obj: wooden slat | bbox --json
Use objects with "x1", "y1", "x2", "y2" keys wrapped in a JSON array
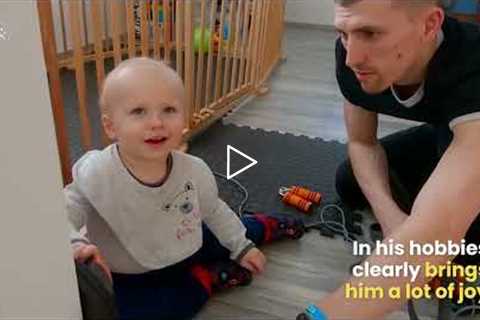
[
  {"x1": 81, "y1": 0, "x2": 90, "y2": 53},
  {"x1": 162, "y1": 0, "x2": 172, "y2": 64},
  {"x1": 184, "y1": 0, "x2": 194, "y2": 128},
  {"x1": 176, "y1": 0, "x2": 184, "y2": 78},
  {"x1": 222, "y1": 0, "x2": 236, "y2": 96},
  {"x1": 68, "y1": 0, "x2": 93, "y2": 150},
  {"x1": 230, "y1": 0, "x2": 244, "y2": 92},
  {"x1": 140, "y1": 0, "x2": 149, "y2": 57},
  {"x1": 103, "y1": 0, "x2": 110, "y2": 49},
  {"x1": 260, "y1": 0, "x2": 282, "y2": 83},
  {"x1": 204, "y1": 0, "x2": 218, "y2": 106},
  {"x1": 247, "y1": 0, "x2": 262, "y2": 83},
  {"x1": 279, "y1": 0, "x2": 286, "y2": 58},
  {"x1": 254, "y1": 0, "x2": 264, "y2": 84},
  {"x1": 90, "y1": 0, "x2": 105, "y2": 93},
  {"x1": 152, "y1": 0, "x2": 161, "y2": 59},
  {"x1": 58, "y1": 0, "x2": 68, "y2": 52},
  {"x1": 272, "y1": 0, "x2": 283, "y2": 70},
  {"x1": 213, "y1": 0, "x2": 227, "y2": 101},
  {"x1": 257, "y1": 51, "x2": 282, "y2": 87},
  {"x1": 249, "y1": 0, "x2": 262, "y2": 83},
  {"x1": 90, "y1": 0, "x2": 110, "y2": 146},
  {"x1": 109, "y1": 0, "x2": 122, "y2": 65},
  {"x1": 255, "y1": 0, "x2": 264, "y2": 80},
  {"x1": 237, "y1": 0, "x2": 250, "y2": 88},
  {"x1": 125, "y1": 0, "x2": 136, "y2": 58},
  {"x1": 36, "y1": 0, "x2": 72, "y2": 184},
  {"x1": 244, "y1": 0, "x2": 258, "y2": 85},
  {"x1": 194, "y1": 0, "x2": 207, "y2": 111},
  {"x1": 255, "y1": 0, "x2": 269, "y2": 85}
]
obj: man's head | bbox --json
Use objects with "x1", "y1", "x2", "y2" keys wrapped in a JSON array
[
  {"x1": 335, "y1": 0, "x2": 443, "y2": 6},
  {"x1": 100, "y1": 57, "x2": 185, "y2": 163},
  {"x1": 334, "y1": 0, "x2": 444, "y2": 94}
]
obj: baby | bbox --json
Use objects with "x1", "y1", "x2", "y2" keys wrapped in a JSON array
[{"x1": 65, "y1": 57, "x2": 304, "y2": 319}]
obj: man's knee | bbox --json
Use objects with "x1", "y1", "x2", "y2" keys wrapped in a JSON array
[
  {"x1": 336, "y1": 160, "x2": 352, "y2": 196},
  {"x1": 335, "y1": 159, "x2": 368, "y2": 209}
]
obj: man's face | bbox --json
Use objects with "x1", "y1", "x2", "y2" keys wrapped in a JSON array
[{"x1": 335, "y1": 1, "x2": 427, "y2": 93}]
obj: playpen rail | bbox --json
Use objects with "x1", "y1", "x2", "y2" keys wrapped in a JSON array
[
  {"x1": 222, "y1": 0, "x2": 236, "y2": 97},
  {"x1": 37, "y1": 0, "x2": 72, "y2": 182},
  {"x1": 126, "y1": 0, "x2": 136, "y2": 58},
  {"x1": 68, "y1": 0, "x2": 92, "y2": 150},
  {"x1": 37, "y1": 0, "x2": 285, "y2": 184},
  {"x1": 194, "y1": 0, "x2": 207, "y2": 112}
]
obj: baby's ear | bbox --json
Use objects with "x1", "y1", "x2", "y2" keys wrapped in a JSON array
[{"x1": 101, "y1": 114, "x2": 116, "y2": 140}]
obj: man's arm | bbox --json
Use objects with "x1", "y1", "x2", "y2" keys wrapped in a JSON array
[
  {"x1": 344, "y1": 101, "x2": 407, "y2": 235},
  {"x1": 315, "y1": 120, "x2": 480, "y2": 319}
]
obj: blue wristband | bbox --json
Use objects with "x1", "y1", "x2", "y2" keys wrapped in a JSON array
[{"x1": 305, "y1": 303, "x2": 328, "y2": 320}]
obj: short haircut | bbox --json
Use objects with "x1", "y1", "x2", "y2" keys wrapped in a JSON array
[
  {"x1": 99, "y1": 57, "x2": 183, "y2": 114},
  {"x1": 334, "y1": 0, "x2": 443, "y2": 8}
]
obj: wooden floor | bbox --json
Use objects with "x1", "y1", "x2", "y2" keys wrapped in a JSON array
[{"x1": 197, "y1": 25, "x2": 439, "y2": 320}]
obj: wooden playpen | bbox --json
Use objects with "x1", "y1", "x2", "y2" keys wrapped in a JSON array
[{"x1": 37, "y1": 0, "x2": 285, "y2": 184}]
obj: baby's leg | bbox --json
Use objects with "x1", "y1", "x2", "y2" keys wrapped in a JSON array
[
  {"x1": 198, "y1": 213, "x2": 304, "y2": 263},
  {"x1": 112, "y1": 266, "x2": 209, "y2": 320},
  {"x1": 243, "y1": 212, "x2": 305, "y2": 244},
  {"x1": 197, "y1": 218, "x2": 264, "y2": 263}
]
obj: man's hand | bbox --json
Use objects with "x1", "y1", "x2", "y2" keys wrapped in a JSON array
[
  {"x1": 74, "y1": 244, "x2": 112, "y2": 282},
  {"x1": 239, "y1": 247, "x2": 266, "y2": 274},
  {"x1": 375, "y1": 206, "x2": 408, "y2": 237}
]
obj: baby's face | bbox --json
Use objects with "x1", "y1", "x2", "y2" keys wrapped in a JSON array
[{"x1": 102, "y1": 67, "x2": 185, "y2": 164}]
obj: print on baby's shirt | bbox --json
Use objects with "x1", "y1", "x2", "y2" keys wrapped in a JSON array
[
  {"x1": 162, "y1": 181, "x2": 201, "y2": 240},
  {"x1": 163, "y1": 181, "x2": 195, "y2": 214}
]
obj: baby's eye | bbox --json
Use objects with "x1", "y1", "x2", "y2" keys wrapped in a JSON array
[
  {"x1": 164, "y1": 106, "x2": 177, "y2": 114},
  {"x1": 130, "y1": 107, "x2": 146, "y2": 115}
]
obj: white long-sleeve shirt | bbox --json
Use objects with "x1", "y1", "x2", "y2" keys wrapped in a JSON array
[{"x1": 65, "y1": 144, "x2": 252, "y2": 273}]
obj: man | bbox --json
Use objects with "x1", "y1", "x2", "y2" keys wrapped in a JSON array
[{"x1": 299, "y1": 0, "x2": 480, "y2": 318}]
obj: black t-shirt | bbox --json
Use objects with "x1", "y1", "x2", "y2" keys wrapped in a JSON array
[{"x1": 336, "y1": 16, "x2": 480, "y2": 128}]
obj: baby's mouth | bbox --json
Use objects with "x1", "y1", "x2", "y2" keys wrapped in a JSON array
[{"x1": 145, "y1": 137, "x2": 168, "y2": 145}]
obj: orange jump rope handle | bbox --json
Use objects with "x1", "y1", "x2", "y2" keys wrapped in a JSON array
[
  {"x1": 282, "y1": 192, "x2": 312, "y2": 213},
  {"x1": 291, "y1": 186, "x2": 322, "y2": 205}
]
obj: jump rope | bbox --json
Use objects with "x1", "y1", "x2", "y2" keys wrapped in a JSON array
[
  {"x1": 213, "y1": 171, "x2": 355, "y2": 244},
  {"x1": 214, "y1": 171, "x2": 480, "y2": 320}
]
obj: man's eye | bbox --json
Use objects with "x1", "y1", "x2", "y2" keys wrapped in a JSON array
[
  {"x1": 338, "y1": 31, "x2": 348, "y2": 42},
  {"x1": 362, "y1": 31, "x2": 379, "y2": 40},
  {"x1": 130, "y1": 107, "x2": 145, "y2": 115}
]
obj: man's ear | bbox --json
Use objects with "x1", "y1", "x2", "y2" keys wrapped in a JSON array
[
  {"x1": 423, "y1": 7, "x2": 444, "y2": 41},
  {"x1": 102, "y1": 114, "x2": 116, "y2": 140}
]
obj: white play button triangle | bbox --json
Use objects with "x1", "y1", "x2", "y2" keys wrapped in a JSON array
[{"x1": 227, "y1": 145, "x2": 258, "y2": 180}]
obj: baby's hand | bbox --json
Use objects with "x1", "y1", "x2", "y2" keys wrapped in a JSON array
[
  {"x1": 239, "y1": 247, "x2": 266, "y2": 274},
  {"x1": 74, "y1": 244, "x2": 112, "y2": 282}
]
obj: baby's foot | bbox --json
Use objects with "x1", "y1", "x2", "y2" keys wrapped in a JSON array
[
  {"x1": 249, "y1": 212, "x2": 305, "y2": 243},
  {"x1": 208, "y1": 261, "x2": 253, "y2": 291}
]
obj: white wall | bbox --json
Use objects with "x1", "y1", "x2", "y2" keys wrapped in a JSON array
[
  {"x1": 286, "y1": 0, "x2": 335, "y2": 26},
  {"x1": 0, "y1": 1, "x2": 82, "y2": 319}
]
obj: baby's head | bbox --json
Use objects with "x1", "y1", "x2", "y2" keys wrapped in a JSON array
[{"x1": 100, "y1": 57, "x2": 185, "y2": 163}]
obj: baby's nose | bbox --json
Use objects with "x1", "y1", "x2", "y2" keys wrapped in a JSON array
[{"x1": 149, "y1": 113, "x2": 164, "y2": 127}]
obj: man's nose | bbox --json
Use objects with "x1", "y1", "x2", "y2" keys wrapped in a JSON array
[{"x1": 345, "y1": 37, "x2": 367, "y2": 69}]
